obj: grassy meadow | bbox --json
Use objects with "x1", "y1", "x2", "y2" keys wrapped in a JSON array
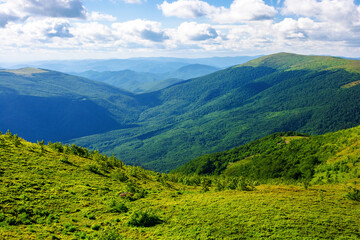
[{"x1": 1, "y1": 131, "x2": 360, "y2": 239}]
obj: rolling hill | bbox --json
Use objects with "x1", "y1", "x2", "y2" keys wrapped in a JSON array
[{"x1": 70, "y1": 53, "x2": 360, "y2": 172}]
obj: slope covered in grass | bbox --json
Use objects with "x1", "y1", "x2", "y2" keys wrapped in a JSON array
[
  {"x1": 72, "y1": 53, "x2": 360, "y2": 172},
  {"x1": 1, "y1": 132, "x2": 360, "y2": 239}
]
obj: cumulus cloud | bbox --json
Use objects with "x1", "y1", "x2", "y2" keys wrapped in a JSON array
[
  {"x1": 158, "y1": 0, "x2": 277, "y2": 23},
  {"x1": 112, "y1": 19, "x2": 169, "y2": 43},
  {"x1": 45, "y1": 21, "x2": 73, "y2": 38},
  {"x1": 158, "y1": 0, "x2": 216, "y2": 18},
  {"x1": 282, "y1": 0, "x2": 360, "y2": 26},
  {"x1": 0, "y1": 0, "x2": 86, "y2": 27},
  {"x1": 214, "y1": 0, "x2": 278, "y2": 23},
  {"x1": 177, "y1": 22, "x2": 218, "y2": 41},
  {"x1": 24, "y1": 0, "x2": 86, "y2": 18}
]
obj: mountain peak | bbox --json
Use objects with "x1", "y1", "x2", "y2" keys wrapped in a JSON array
[{"x1": 238, "y1": 52, "x2": 360, "y2": 74}]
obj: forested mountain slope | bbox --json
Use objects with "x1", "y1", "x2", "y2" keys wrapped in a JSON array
[
  {"x1": 0, "y1": 68, "x2": 151, "y2": 142},
  {"x1": 71, "y1": 53, "x2": 360, "y2": 172}
]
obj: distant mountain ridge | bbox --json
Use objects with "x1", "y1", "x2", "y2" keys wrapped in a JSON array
[
  {"x1": 1, "y1": 56, "x2": 260, "y2": 73},
  {"x1": 74, "y1": 64, "x2": 220, "y2": 93}
]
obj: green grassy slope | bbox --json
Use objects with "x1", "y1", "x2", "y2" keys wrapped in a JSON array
[
  {"x1": 1, "y1": 132, "x2": 360, "y2": 239},
  {"x1": 72, "y1": 53, "x2": 360, "y2": 172}
]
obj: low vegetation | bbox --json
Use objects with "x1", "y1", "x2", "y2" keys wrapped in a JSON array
[{"x1": 1, "y1": 130, "x2": 360, "y2": 239}]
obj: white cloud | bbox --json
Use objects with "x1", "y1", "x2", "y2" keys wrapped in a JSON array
[
  {"x1": 88, "y1": 12, "x2": 117, "y2": 22},
  {"x1": 158, "y1": 0, "x2": 216, "y2": 18},
  {"x1": 0, "y1": 0, "x2": 86, "y2": 27},
  {"x1": 177, "y1": 22, "x2": 218, "y2": 41},
  {"x1": 158, "y1": 0, "x2": 277, "y2": 23},
  {"x1": 112, "y1": 19, "x2": 169, "y2": 44},
  {"x1": 213, "y1": 0, "x2": 278, "y2": 23},
  {"x1": 282, "y1": 0, "x2": 360, "y2": 26}
]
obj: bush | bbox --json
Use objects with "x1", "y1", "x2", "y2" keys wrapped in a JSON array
[
  {"x1": 63, "y1": 223, "x2": 77, "y2": 233},
  {"x1": 5, "y1": 217, "x2": 17, "y2": 225},
  {"x1": 86, "y1": 164, "x2": 101, "y2": 174},
  {"x1": 346, "y1": 187, "x2": 360, "y2": 202},
  {"x1": 0, "y1": 213, "x2": 5, "y2": 222},
  {"x1": 91, "y1": 224, "x2": 101, "y2": 230},
  {"x1": 238, "y1": 177, "x2": 254, "y2": 191},
  {"x1": 127, "y1": 210, "x2": 162, "y2": 227},
  {"x1": 111, "y1": 171, "x2": 128, "y2": 182},
  {"x1": 20, "y1": 212, "x2": 33, "y2": 225},
  {"x1": 60, "y1": 156, "x2": 71, "y2": 164},
  {"x1": 109, "y1": 201, "x2": 129, "y2": 213}
]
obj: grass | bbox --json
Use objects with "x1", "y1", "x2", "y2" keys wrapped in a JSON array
[{"x1": 0, "y1": 133, "x2": 360, "y2": 239}]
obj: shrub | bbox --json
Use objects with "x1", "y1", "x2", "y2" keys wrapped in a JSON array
[
  {"x1": 5, "y1": 217, "x2": 17, "y2": 225},
  {"x1": 201, "y1": 179, "x2": 212, "y2": 192},
  {"x1": 346, "y1": 187, "x2": 360, "y2": 202},
  {"x1": 63, "y1": 223, "x2": 77, "y2": 233},
  {"x1": 20, "y1": 212, "x2": 33, "y2": 225},
  {"x1": 238, "y1": 177, "x2": 254, "y2": 191},
  {"x1": 91, "y1": 224, "x2": 101, "y2": 230},
  {"x1": 0, "y1": 213, "x2": 5, "y2": 222},
  {"x1": 84, "y1": 212, "x2": 96, "y2": 220},
  {"x1": 86, "y1": 164, "x2": 101, "y2": 174},
  {"x1": 127, "y1": 210, "x2": 162, "y2": 227},
  {"x1": 109, "y1": 200, "x2": 129, "y2": 213},
  {"x1": 60, "y1": 156, "x2": 71, "y2": 164},
  {"x1": 111, "y1": 171, "x2": 128, "y2": 182},
  {"x1": 215, "y1": 180, "x2": 225, "y2": 192}
]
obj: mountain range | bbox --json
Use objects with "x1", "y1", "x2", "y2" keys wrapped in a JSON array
[
  {"x1": 2, "y1": 56, "x2": 259, "y2": 73},
  {"x1": 73, "y1": 64, "x2": 220, "y2": 93}
]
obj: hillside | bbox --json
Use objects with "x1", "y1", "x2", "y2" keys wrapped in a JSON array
[
  {"x1": 0, "y1": 68, "x2": 151, "y2": 142},
  {"x1": 71, "y1": 53, "x2": 360, "y2": 172},
  {"x1": 1, "y1": 131, "x2": 359, "y2": 239},
  {"x1": 174, "y1": 126, "x2": 360, "y2": 184}
]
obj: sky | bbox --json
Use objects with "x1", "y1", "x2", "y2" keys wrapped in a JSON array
[{"x1": 1, "y1": 0, "x2": 360, "y2": 62}]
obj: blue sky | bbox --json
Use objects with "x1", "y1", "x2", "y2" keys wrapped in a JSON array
[{"x1": 1, "y1": 0, "x2": 360, "y2": 62}]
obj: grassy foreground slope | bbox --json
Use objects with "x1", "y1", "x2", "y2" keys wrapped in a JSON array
[
  {"x1": 72, "y1": 53, "x2": 360, "y2": 172},
  {"x1": 1, "y1": 131, "x2": 360, "y2": 239}
]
